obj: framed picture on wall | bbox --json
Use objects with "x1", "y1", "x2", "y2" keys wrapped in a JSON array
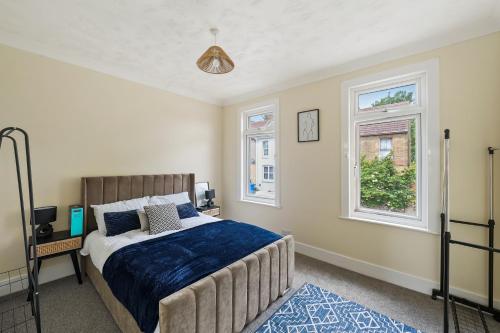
[
  {"x1": 298, "y1": 109, "x2": 319, "y2": 142},
  {"x1": 195, "y1": 182, "x2": 210, "y2": 207}
]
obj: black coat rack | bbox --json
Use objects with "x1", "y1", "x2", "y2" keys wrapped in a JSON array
[
  {"x1": 0, "y1": 127, "x2": 41, "y2": 333},
  {"x1": 432, "y1": 129, "x2": 500, "y2": 333}
]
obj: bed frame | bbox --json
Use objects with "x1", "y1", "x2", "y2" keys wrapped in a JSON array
[{"x1": 81, "y1": 173, "x2": 295, "y2": 333}]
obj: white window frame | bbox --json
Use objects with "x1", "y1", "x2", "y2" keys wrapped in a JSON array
[
  {"x1": 239, "y1": 99, "x2": 280, "y2": 207},
  {"x1": 341, "y1": 60, "x2": 440, "y2": 233}
]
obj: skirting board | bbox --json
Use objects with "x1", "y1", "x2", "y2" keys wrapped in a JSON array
[
  {"x1": 295, "y1": 241, "x2": 500, "y2": 309},
  {"x1": 0, "y1": 256, "x2": 78, "y2": 297}
]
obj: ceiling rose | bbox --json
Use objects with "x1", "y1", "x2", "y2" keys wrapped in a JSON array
[{"x1": 196, "y1": 28, "x2": 234, "y2": 74}]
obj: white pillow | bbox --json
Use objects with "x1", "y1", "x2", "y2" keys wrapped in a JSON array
[
  {"x1": 92, "y1": 196, "x2": 150, "y2": 235},
  {"x1": 148, "y1": 192, "x2": 191, "y2": 206}
]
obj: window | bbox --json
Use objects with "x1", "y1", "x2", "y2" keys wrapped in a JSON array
[
  {"x1": 262, "y1": 140, "x2": 269, "y2": 157},
  {"x1": 358, "y1": 83, "x2": 416, "y2": 112},
  {"x1": 341, "y1": 60, "x2": 440, "y2": 232},
  {"x1": 379, "y1": 137, "x2": 392, "y2": 158},
  {"x1": 263, "y1": 165, "x2": 274, "y2": 181},
  {"x1": 241, "y1": 101, "x2": 279, "y2": 206}
]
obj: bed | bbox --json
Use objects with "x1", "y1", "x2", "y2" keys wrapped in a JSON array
[{"x1": 80, "y1": 173, "x2": 295, "y2": 333}]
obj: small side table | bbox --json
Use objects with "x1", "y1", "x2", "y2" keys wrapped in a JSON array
[
  {"x1": 29, "y1": 230, "x2": 83, "y2": 284},
  {"x1": 196, "y1": 205, "x2": 220, "y2": 217}
]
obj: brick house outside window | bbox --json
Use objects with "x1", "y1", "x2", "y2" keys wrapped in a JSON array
[{"x1": 359, "y1": 119, "x2": 410, "y2": 169}]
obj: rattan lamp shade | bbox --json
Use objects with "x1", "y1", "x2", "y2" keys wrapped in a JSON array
[{"x1": 196, "y1": 45, "x2": 234, "y2": 74}]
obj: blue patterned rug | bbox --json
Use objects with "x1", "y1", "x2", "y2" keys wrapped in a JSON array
[{"x1": 255, "y1": 283, "x2": 423, "y2": 333}]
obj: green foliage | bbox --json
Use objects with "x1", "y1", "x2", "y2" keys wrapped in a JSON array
[
  {"x1": 372, "y1": 90, "x2": 414, "y2": 107},
  {"x1": 360, "y1": 154, "x2": 416, "y2": 212},
  {"x1": 409, "y1": 120, "x2": 416, "y2": 163}
]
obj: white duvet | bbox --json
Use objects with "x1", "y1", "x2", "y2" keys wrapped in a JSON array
[{"x1": 80, "y1": 213, "x2": 221, "y2": 273}]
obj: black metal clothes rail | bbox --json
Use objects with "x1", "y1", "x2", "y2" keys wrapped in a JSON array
[
  {"x1": 431, "y1": 129, "x2": 499, "y2": 333},
  {"x1": 0, "y1": 127, "x2": 41, "y2": 333}
]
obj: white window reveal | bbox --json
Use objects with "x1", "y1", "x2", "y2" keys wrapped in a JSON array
[
  {"x1": 341, "y1": 60, "x2": 440, "y2": 232},
  {"x1": 240, "y1": 101, "x2": 279, "y2": 206}
]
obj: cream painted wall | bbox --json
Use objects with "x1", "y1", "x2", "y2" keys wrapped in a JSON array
[
  {"x1": 0, "y1": 44, "x2": 222, "y2": 282},
  {"x1": 222, "y1": 32, "x2": 500, "y2": 301},
  {"x1": 1, "y1": 31, "x2": 499, "y2": 302}
]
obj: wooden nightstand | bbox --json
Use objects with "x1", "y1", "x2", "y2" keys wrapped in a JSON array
[
  {"x1": 29, "y1": 230, "x2": 83, "y2": 284},
  {"x1": 197, "y1": 205, "x2": 220, "y2": 217}
]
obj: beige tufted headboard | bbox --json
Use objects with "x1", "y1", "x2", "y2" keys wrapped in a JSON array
[{"x1": 81, "y1": 174, "x2": 195, "y2": 238}]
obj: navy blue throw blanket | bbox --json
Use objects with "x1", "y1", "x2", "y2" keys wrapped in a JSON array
[{"x1": 102, "y1": 220, "x2": 282, "y2": 333}]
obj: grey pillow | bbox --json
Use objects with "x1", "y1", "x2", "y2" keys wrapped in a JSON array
[
  {"x1": 144, "y1": 203, "x2": 182, "y2": 235},
  {"x1": 137, "y1": 210, "x2": 149, "y2": 231}
]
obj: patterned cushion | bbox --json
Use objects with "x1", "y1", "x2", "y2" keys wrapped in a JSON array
[
  {"x1": 144, "y1": 203, "x2": 182, "y2": 235},
  {"x1": 103, "y1": 210, "x2": 141, "y2": 237},
  {"x1": 176, "y1": 202, "x2": 199, "y2": 219}
]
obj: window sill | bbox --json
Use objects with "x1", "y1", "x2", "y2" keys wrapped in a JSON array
[
  {"x1": 339, "y1": 215, "x2": 438, "y2": 235},
  {"x1": 239, "y1": 198, "x2": 281, "y2": 209}
]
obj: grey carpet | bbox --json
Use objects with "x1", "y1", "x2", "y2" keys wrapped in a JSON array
[{"x1": 29, "y1": 253, "x2": 499, "y2": 332}]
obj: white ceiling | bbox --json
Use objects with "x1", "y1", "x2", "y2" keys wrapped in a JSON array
[{"x1": 0, "y1": 1, "x2": 499, "y2": 106}]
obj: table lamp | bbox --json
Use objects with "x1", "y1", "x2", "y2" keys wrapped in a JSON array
[
  {"x1": 205, "y1": 189, "x2": 215, "y2": 207},
  {"x1": 32, "y1": 206, "x2": 56, "y2": 239}
]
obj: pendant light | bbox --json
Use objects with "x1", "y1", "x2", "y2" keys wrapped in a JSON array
[{"x1": 197, "y1": 28, "x2": 234, "y2": 74}]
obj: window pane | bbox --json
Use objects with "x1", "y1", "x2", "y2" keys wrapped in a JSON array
[
  {"x1": 262, "y1": 165, "x2": 274, "y2": 181},
  {"x1": 358, "y1": 84, "x2": 416, "y2": 112},
  {"x1": 358, "y1": 118, "x2": 417, "y2": 216},
  {"x1": 379, "y1": 138, "x2": 392, "y2": 158},
  {"x1": 248, "y1": 136, "x2": 275, "y2": 197},
  {"x1": 248, "y1": 113, "x2": 274, "y2": 130},
  {"x1": 263, "y1": 140, "x2": 269, "y2": 156}
]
